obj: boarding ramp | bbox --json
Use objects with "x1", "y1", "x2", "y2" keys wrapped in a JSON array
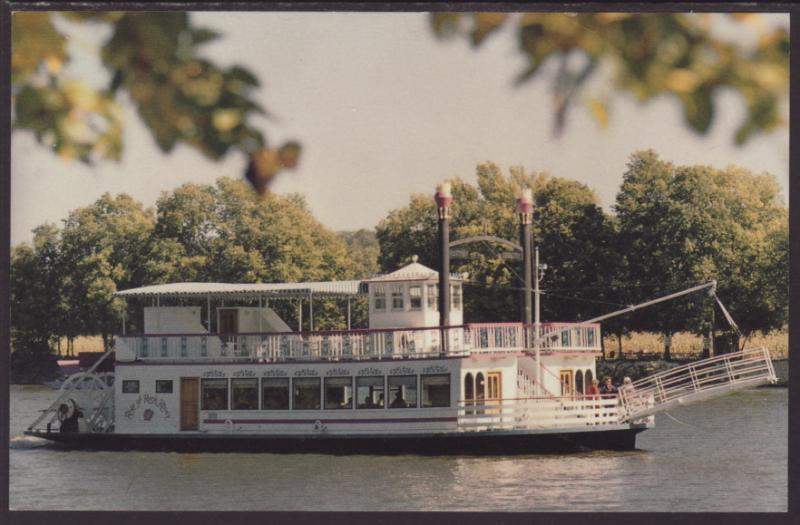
[{"x1": 618, "y1": 347, "x2": 777, "y2": 422}]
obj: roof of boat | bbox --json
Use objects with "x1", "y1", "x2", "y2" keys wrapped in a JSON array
[
  {"x1": 362, "y1": 261, "x2": 464, "y2": 283},
  {"x1": 115, "y1": 262, "x2": 463, "y2": 298},
  {"x1": 114, "y1": 280, "x2": 366, "y2": 298}
]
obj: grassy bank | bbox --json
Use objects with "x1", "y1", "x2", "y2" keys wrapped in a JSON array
[{"x1": 602, "y1": 330, "x2": 789, "y2": 360}]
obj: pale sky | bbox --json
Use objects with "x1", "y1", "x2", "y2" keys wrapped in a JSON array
[{"x1": 10, "y1": 12, "x2": 790, "y2": 246}]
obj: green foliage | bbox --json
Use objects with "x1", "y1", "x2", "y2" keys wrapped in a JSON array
[
  {"x1": 337, "y1": 229, "x2": 380, "y2": 278},
  {"x1": 11, "y1": 12, "x2": 299, "y2": 189},
  {"x1": 615, "y1": 150, "x2": 788, "y2": 338},
  {"x1": 10, "y1": 339, "x2": 61, "y2": 384},
  {"x1": 430, "y1": 13, "x2": 788, "y2": 144},
  {"x1": 376, "y1": 164, "x2": 617, "y2": 323}
]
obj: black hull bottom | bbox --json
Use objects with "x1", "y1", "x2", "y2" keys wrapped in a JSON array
[{"x1": 25, "y1": 427, "x2": 646, "y2": 455}]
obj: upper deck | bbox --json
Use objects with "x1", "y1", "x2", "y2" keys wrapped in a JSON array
[{"x1": 115, "y1": 322, "x2": 601, "y2": 363}]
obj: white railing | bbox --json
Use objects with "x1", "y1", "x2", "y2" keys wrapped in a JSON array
[
  {"x1": 457, "y1": 396, "x2": 622, "y2": 432},
  {"x1": 618, "y1": 347, "x2": 777, "y2": 421},
  {"x1": 116, "y1": 322, "x2": 601, "y2": 362}
]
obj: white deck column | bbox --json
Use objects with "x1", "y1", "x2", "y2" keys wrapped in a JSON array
[
  {"x1": 347, "y1": 297, "x2": 351, "y2": 330},
  {"x1": 309, "y1": 292, "x2": 314, "y2": 332}
]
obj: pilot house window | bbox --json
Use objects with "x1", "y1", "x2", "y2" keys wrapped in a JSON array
[
  {"x1": 391, "y1": 284, "x2": 404, "y2": 310},
  {"x1": 426, "y1": 285, "x2": 438, "y2": 310},
  {"x1": 409, "y1": 285, "x2": 422, "y2": 310},
  {"x1": 451, "y1": 284, "x2": 462, "y2": 309},
  {"x1": 373, "y1": 285, "x2": 386, "y2": 311}
]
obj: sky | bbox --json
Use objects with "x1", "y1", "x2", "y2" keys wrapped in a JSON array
[{"x1": 10, "y1": 12, "x2": 790, "y2": 246}]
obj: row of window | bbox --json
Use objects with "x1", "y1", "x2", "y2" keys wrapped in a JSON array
[
  {"x1": 372, "y1": 283, "x2": 461, "y2": 312},
  {"x1": 122, "y1": 375, "x2": 452, "y2": 411}
]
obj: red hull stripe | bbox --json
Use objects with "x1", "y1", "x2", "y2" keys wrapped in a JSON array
[{"x1": 203, "y1": 417, "x2": 457, "y2": 424}]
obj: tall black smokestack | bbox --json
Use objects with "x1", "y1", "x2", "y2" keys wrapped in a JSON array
[
  {"x1": 517, "y1": 187, "x2": 534, "y2": 330},
  {"x1": 435, "y1": 182, "x2": 453, "y2": 352}
]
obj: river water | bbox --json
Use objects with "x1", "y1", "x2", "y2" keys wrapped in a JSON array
[{"x1": 9, "y1": 385, "x2": 786, "y2": 512}]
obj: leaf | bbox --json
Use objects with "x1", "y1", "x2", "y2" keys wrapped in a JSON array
[{"x1": 586, "y1": 98, "x2": 609, "y2": 129}]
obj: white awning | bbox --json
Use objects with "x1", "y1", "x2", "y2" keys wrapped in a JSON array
[{"x1": 115, "y1": 281, "x2": 366, "y2": 299}]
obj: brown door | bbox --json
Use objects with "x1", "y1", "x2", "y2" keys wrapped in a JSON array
[
  {"x1": 487, "y1": 372, "x2": 502, "y2": 400},
  {"x1": 487, "y1": 372, "x2": 502, "y2": 414},
  {"x1": 180, "y1": 378, "x2": 199, "y2": 431}
]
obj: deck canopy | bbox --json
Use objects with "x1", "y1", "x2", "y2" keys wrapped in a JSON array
[{"x1": 114, "y1": 281, "x2": 367, "y2": 299}]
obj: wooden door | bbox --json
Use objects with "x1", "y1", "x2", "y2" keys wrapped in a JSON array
[
  {"x1": 180, "y1": 378, "x2": 199, "y2": 431},
  {"x1": 487, "y1": 372, "x2": 502, "y2": 400},
  {"x1": 560, "y1": 369, "x2": 573, "y2": 397}
]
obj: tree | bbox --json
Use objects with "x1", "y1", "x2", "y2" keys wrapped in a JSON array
[
  {"x1": 430, "y1": 13, "x2": 788, "y2": 144},
  {"x1": 152, "y1": 178, "x2": 364, "y2": 329},
  {"x1": 614, "y1": 150, "x2": 788, "y2": 353},
  {"x1": 59, "y1": 193, "x2": 160, "y2": 349},
  {"x1": 11, "y1": 11, "x2": 300, "y2": 193},
  {"x1": 376, "y1": 163, "x2": 618, "y2": 324}
]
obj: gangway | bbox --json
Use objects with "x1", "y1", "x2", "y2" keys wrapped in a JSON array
[{"x1": 618, "y1": 347, "x2": 777, "y2": 422}]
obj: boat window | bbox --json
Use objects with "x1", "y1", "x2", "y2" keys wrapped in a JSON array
[
  {"x1": 231, "y1": 378, "x2": 259, "y2": 410},
  {"x1": 201, "y1": 379, "x2": 228, "y2": 410},
  {"x1": 575, "y1": 370, "x2": 584, "y2": 395},
  {"x1": 293, "y1": 377, "x2": 321, "y2": 410},
  {"x1": 585, "y1": 370, "x2": 593, "y2": 387},
  {"x1": 388, "y1": 375, "x2": 417, "y2": 408},
  {"x1": 464, "y1": 372, "x2": 474, "y2": 402},
  {"x1": 156, "y1": 380, "x2": 173, "y2": 394},
  {"x1": 373, "y1": 284, "x2": 386, "y2": 311},
  {"x1": 409, "y1": 285, "x2": 422, "y2": 310},
  {"x1": 422, "y1": 374, "x2": 451, "y2": 408},
  {"x1": 262, "y1": 378, "x2": 290, "y2": 410},
  {"x1": 451, "y1": 284, "x2": 462, "y2": 310},
  {"x1": 324, "y1": 377, "x2": 353, "y2": 409},
  {"x1": 356, "y1": 376, "x2": 385, "y2": 409},
  {"x1": 122, "y1": 380, "x2": 139, "y2": 394},
  {"x1": 426, "y1": 284, "x2": 437, "y2": 311},
  {"x1": 391, "y1": 284, "x2": 404, "y2": 310},
  {"x1": 475, "y1": 372, "x2": 485, "y2": 401}
]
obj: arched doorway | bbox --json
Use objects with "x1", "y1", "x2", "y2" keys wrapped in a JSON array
[{"x1": 575, "y1": 370, "x2": 584, "y2": 397}]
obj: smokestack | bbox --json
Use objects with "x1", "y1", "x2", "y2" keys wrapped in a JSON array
[
  {"x1": 517, "y1": 188, "x2": 534, "y2": 330},
  {"x1": 435, "y1": 182, "x2": 453, "y2": 352}
]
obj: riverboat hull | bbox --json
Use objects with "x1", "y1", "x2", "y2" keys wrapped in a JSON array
[{"x1": 25, "y1": 425, "x2": 648, "y2": 455}]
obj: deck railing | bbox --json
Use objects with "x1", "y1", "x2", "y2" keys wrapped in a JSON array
[
  {"x1": 115, "y1": 322, "x2": 601, "y2": 362},
  {"x1": 457, "y1": 395, "x2": 623, "y2": 432},
  {"x1": 617, "y1": 347, "x2": 777, "y2": 421}
]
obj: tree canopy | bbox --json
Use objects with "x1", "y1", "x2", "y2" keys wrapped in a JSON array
[
  {"x1": 9, "y1": 177, "x2": 369, "y2": 359},
  {"x1": 377, "y1": 152, "x2": 787, "y2": 347},
  {"x1": 376, "y1": 163, "x2": 617, "y2": 324},
  {"x1": 615, "y1": 150, "x2": 788, "y2": 341},
  {"x1": 430, "y1": 13, "x2": 789, "y2": 144}
]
